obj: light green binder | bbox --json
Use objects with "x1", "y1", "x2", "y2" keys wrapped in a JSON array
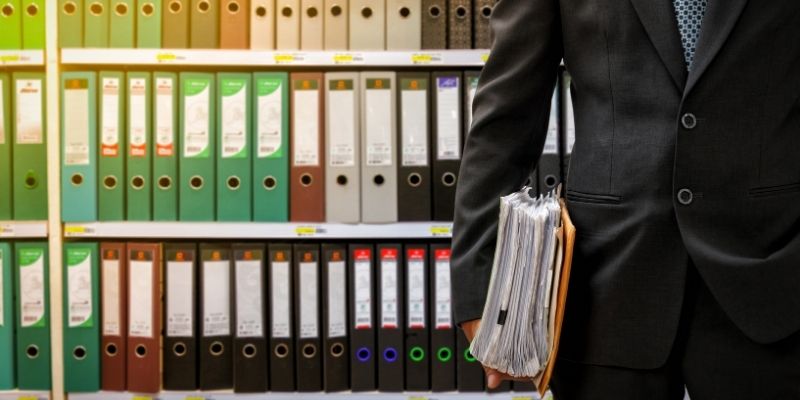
[
  {"x1": 21, "y1": 0, "x2": 45, "y2": 49},
  {"x1": 12, "y1": 72, "x2": 47, "y2": 221},
  {"x1": 216, "y1": 73, "x2": 252, "y2": 221},
  {"x1": 0, "y1": 242, "x2": 15, "y2": 390},
  {"x1": 98, "y1": 71, "x2": 126, "y2": 221},
  {"x1": 252, "y1": 72, "x2": 289, "y2": 221},
  {"x1": 15, "y1": 242, "x2": 50, "y2": 390},
  {"x1": 109, "y1": 0, "x2": 135, "y2": 48},
  {"x1": 84, "y1": 0, "x2": 110, "y2": 47},
  {"x1": 0, "y1": 74, "x2": 11, "y2": 220},
  {"x1": 126, "y1": 72, "x2": 153, "y2": 220},
  {"x1": 58, "y1": 0, "x2": 84, "y2": 48},
  {"x1": 0, "y1": 0, "x2": 23, "y2": 49},
  {"x1": 136, "y1": 0, "x2": 162, "y2": 48},
  {"x1": 63, "y1": 243, "x2": 100, "y2": 392},
  {"x1": 61, "y1": 72, "x2": 98, "y2": 222},
  {"x1": 179, "y1": 72, "x2": 216, "y2": 221},
  {"x1": 153, "y1": 72, "x2": 178, "y2": 220}
]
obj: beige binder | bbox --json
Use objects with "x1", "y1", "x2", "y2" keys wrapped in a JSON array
[
  {"x1": 348, "y1": 0, "x2": 385, "y2": 50},
  {"x1": 323, "y1": 0, "x2": 347, "y2": 50},
  {"x1": 386, "y1": 0, "x2": 421, "y2": 50},
  {"x1": 250, "y1": 0, "x2": 276, "y2": 49},
  {"x1": 300, "y1": 0, "x2": 324, "y2": 50},
  {"x1": 276, "y1": 0, "x2": 300, "y2": 49}
]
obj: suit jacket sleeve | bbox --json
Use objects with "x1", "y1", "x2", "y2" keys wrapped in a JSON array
[{"x1": 451, "y1": 0, "x2": 564, "y2": 325}]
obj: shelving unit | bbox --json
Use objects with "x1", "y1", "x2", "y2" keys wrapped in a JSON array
[
  {"x1": 0, "y1": 221, "x2": 49, "y2": 238},
  {"x1": 0, "y1": 50, "x2": 45, "y2": 67},
  {"x1": 66, "y1": 392, "x2": 546, "y2": 400}
]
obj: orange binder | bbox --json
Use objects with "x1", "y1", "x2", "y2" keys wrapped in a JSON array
[
  {"x1": 101, "y1": 243, "x2": 127, "y2": 391},
  {"x1": 289, "y1": 72, "x2": 325, "y2": 222},
  {"x1": 220, "y1": 0, "x2": 249, "y2": 48},
  {"x1": 126, "y1": 243, "x2": 162, "y2": 394}
]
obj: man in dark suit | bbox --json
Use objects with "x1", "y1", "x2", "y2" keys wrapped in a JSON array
[{"x1": 452, "y1": 0, "x2": 800, "y2": 398}]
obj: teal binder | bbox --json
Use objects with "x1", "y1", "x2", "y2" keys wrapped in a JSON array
[
  {"x1": 61, "y1": 72, "x2": 98, "y2": 222},
  {"x1": 98, "y1": 71, "x2": 126, "y2": 221},
  {"x1": 63, "y1": 243, "x2": 100, "y2": 392},
  {"x1": 252, "y1": 72, "x2": 289, "y2": 221},
  {"x1": 15, "y1": 242, "x2": 50, "y2": 390},
  {"x1": 152, "y1": 72, "x2": 179, "y2": 220},
  {"x1": 0, "y1": 242, "x2": 14, "y2": 390}
]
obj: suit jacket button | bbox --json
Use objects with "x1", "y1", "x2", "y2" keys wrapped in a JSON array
[
  {"x1": 681, "y1": 113, "x2": 697, "y2": 130},
  {"x1": 677, "y1": 188, "x2": 694, "y2": 205}
]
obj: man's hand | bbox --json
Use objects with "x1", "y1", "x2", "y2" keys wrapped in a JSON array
[{"x1": 462, "y1": 319, "x2": 530, "y2": 389}]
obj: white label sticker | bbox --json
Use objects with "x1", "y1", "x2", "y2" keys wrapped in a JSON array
[
  {"x1": 299, "y1": 261, "x2": 319, "y2": 338},
  {"x1": 155, "y1": 77, "x2": 175, "y2": 157},
  {"x1": 221, "y1": 83, "x2": 248, "y2": 158},
  {"x1": 293, "y1": 90, "x2": 320, "y2": 166},
  {"x1": 63, "y1": 81, "x2": 91, "y2": 166},
  {"x1": 380, "y1": 259, "x2": 399, "y2": 329},
  {"x1": 68, "y1": 254, "x2": 93, "y2": 327},
  {"x1": 0, "y1": 250, "x2": 4, "y2": 326},
  {"x1": 19, "y1": 252, "x2": 45, "y2": 328},
  {"x1": 354, "y1": 255, "x2": 372, "y2": 329},
  {"x1": 167, "y1": 261, "x2": 194, "y2": 337},
  {"x1": 203, "y1": 261, "x2": 231, "y2": 337},
  {"x1": 436, "y1": 77, "x2": 461, "y2": 160},
  {"x1": 184, "y1": 84, "x2": 211, "y2": 158},
  {"x1": 0, "y1": 80, "x2": 5, "y2": 144},
  {"x1": 257, "y1": 84, "x2": 284, "y2": 158},
  {"x1": 435, "y1": 259, "x2": 452, "y2": 329},
  {"x1": 544, "y1": 91, "x2": 559, "y2": 155},
  {"x1": 327, "y1": 260, "x2": 347, "y2": 338},
  {"x1": 407, "y1": 259, "x2": 426, "y2": 329},
  {"x1": 327, "y1": 88, "x2": 356, "y2": 167},
  {"x1": 102, "y1": 259, "x2": 121, "y2": 336},
  {"x1": 236, "y1": 260, "x2": 264, "y2": 338},
  {"x1": 129, "y1": 260, "x2": 154, "y2": 338},
  {"x1": 401, "y1": 89, "x2": 429, "y2": 167},
  {"x1": 15, "y1": 79, "x2": 43, "y2": 144},
  {"x1": 365, "y1": 87, "x2": 393, "y2": 166},
  {"x1": 271, "y1": 261, "x2": 291, "y2": 338},
  {"x1": 129, "y1": 79, "x2": 148, "y2": 157},
  {"x1": 101, "y1": 78, "x2": 121, "y2": 157}
]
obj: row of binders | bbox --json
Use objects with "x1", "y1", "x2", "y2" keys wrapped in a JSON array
[
  {"x1": 0, "y1": 0, "x2": 46, "y2": 50},
  {"x1": 59, "y1": 0, "x2": 497, "y2": 50},
  {"x1": 60, "y1": 70, "x2": 479, "y2": 223},
  {"x1": 33, "y1": 240, "x2": 506, "y2": 393}
]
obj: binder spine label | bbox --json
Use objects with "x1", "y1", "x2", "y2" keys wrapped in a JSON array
[
  {"x1": 63, "y1": 79, "x2": 91, "y2": 166},
  {"x1": 155, "y1": 78, "x2": 175, "y2": 157},
  {"x1": 293, "y1": 82, "x2": 320, "y2": 166},
  {"x1": 15, "y1": 79, "x2": 43, "y2": 144},
  {"x1": 19, "y1": 248, "x2": 45, "y2": 328},
  {"x1": 166, "y1": 261, "x2": 194, "y2": 337},
  {"x1": 435, "y1": 249, "x2": 452, "y2": 329},
  {"x1": 129, "y1": 78, "x2": 148, "y2": 157},
  {"x1": 0, "y1": 80, "x2": 5, "y2": 144},
  {"x1": 353, "y1": 249, "x2": 372, "y2": 330},
  {"x1": 466, "y1": 76, "x2": 478, "y2": 131},
  {"x1": 183, "y1": 78, "x2": 211, "y2": 158},
  {"x1": 365, "y1": 79, "x2": 393, "y2": 167},
  {"x1": 102, "y1": 258, "x2": 121, "y2": 336},
  {"x1": 380, "y1": 249, "x2": 399, "y2": 329},
  {"x1": 101, "y1": 78, "x2": 121, "y2": 157},
  {"x1": 407, "y1": 249, "x2": 425, "y2": 329},
  {"x1": 67, "y1": 247, "x2": 94, "y2": 327},
  {"x1": 271, "y1": 260, "x2": 291, "y2": 338},
  {"x1": 202, "y1": 261, "x2": 231, "y2": 337},
  {"x1": 401, "y1": 79, "x2": 429, "y2": 167},
  {"x1": 435, "y1": 77, "x2": 461, "y2": 160},
  {"x1": 257, "y1": 78, "x2": 283, "y2": 158},
  {"x1": 221, "y1": 78, "x2": 248, "y2": 159},
  {"x1": 327, "y1": 259, "x2": 346, "y2": 338},
  {"x1": 299, "y1": 260, "x2": 319, "y2": 338},
  {"x1": 327, "y1": 79, "x2": 356, "y2": 167},
  {"x1": 129, "y1": 260, "x2": 154, "y2": 337},
  {"x1": 235, "y1": 260, "x2": 264, "y2": 338}
]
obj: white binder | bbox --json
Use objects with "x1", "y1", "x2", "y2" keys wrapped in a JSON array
[
  {"x1": 251, "y1": 0, "x2": 276, "y2": 49},
  {"x1": 360, "y1": 71, "x2": 398, "y2": 223},
  {"x1": 323, "y1": 0, "x2": 348, "y2": 50},
  {"x1": 300, "y1": 0, "x2": 324, "y2": 50},
  {"x1": 386, "y1": 0, "x2": 421, "y2": 50},
  {"x1": 325, "y1": 72, "x2": 362, "y2": 223},
  {"x1": 348, "y1": 0, "x2": 385, "y2": 50},
  {"x1": 276, "y1": 0, "x2": 301, "y2": 49}
]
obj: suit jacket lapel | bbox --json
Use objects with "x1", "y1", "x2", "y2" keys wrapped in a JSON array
[
  {"x1": 684, "y1": 0, "x2": 749, "y2": 95},
  {"x1": 629, "y1": 0, "x2": 688, "y2": 92}
]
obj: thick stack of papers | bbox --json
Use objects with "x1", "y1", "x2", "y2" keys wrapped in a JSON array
[{"x1": 470, "y1": 186, "x2": 575, "y2": 396}]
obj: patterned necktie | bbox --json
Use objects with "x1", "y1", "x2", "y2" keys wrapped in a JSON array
[{"x1": 672, "y1": 0, "x2": 708, "y2": 70}]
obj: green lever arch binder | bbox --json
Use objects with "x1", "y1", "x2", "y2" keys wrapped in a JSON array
[
  {"x1": 0, "y1": 73, "x2": 12, "y2": 220},
  {"x1": 61, "y1": 72, "x2": 98, "y2": 222},
  {"x1": 137, "y1": 0, "x2": 162, "y2": 48},
  {"x1": 58, "y1": 0, "x2": 84, "y2": 48},
  {"x1": 63, "y1": 243, "x2": 101, "y2": 392},
  {"x1": 0, "y1": 242, "x2": 14, "y2": 390},
  {"x1": 153, "y1": 72, "x2": 179, "y2": 220},
  {"x1": 12, "y1": 72, "x2": 47, "y2": 221},
  {"x1": 0, "y1": 0, "x2": 23, "y2": 49},
  {"x1": 21, "y1": 0, "x2": 45, "y2": 49},
  {"x1": 109, "y1": 0, "x2": 135, "y2": 48},
  {"x1": 15, "y1": 242, "x2": 50, "y2": 390},
  {"x1": 216, "y1": 73, "x2": 252, "y2": 221},
  {"x1": 84, "y1": 0, "x2": 110, "y2": 47},
  {"x1": 252, "y1": 72, "x2": 290, "y2": 221},
  {"x1": 98, "y1": 71, "x2": 126, "y2": 220},
  {"x1": 126, "y1": 72, "x2": 153, "y2": 220},
  {"x1": 179, "y1": 72, "x2": 216, "y2": 221}
]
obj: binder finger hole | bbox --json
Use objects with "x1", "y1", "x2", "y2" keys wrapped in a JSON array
[
  {"x1": 356, "y1": 347, "x2": 371, "y2": 362},
  {"x1": 409, "y1": 346, "x2": 425, "y2": 362},
  {"x1": 544, "y1": 174, "x2": 558, "y2": 189},
  {"x1": 302, "y1": 343, "x2": 317, "y2": 358},
  {"x1": 131, "y1": 175, "x2": 146, "y2": 190},
  {"x1": 197, "y1": 0, "x2": 210, "y2": 13},
  {"x1": 26, "y1": 3, "x2": 38, "y2": 16},
  {"x1": 263, "y1": 176, "x2": 278, "y2": 190},
  {"x1": 336, "y1": 175, "x2": 348, "y2": 186},
  {"x1": 63, "y1": 1, "x2": 77, "y2": 15},
  {"x1": 281, "y1": 6, "x2": 293, "y2": 17},
  {"x1": 73, "y1": 346, "x2": 88, "y2": 360},
  {"x1": 373, "y1": 174, "x2": 385, "y2": 186},
  {"x1": 442, "y1": 172, "x2": 457, "y2": 187},
  {"x1": 300, "y1": 173, "x2": 313, "y2": 187},
  {"x1": 190, "y1": 175, "x2": 205, "y2": 190},
  {"x1": 141, "y1": 2, "x2": 155, "y2": 16},
  {"x1": 399, "y1": 6, "x2": 410, "y2": 18},
  {"x1": 255, "y1": 5, "x2": 267, "y2": 17},
  {"x1": 70, "y1": 173, "x2": 84, "y2": 187},
  {"x1": 173, "y1": 342, "x2": 187, "y2": 357},
  {"x1": 103, "y1": 175, "x2": 118, "y2": 190},
  {"x1": 243, "y1": 344, "x2": 257, "y2": 358},
  {"x1": 360, "y1": 6, "x2": 372, "y2": 18},
  {"x1": 210, "y1": 341, "x2": 224, "y2": 356},
  {"x1": 1, "y1": 3, "x2": 14, "y2": 16},
  {"x1": 226, "y1": 176, "x2": 241, "y2": 190},
  {"x1": 464, "y1": 349, "x2": 477, "y2": 362},
  {"x1": 105, "y1": 343, "x2": 118, "y2": 356},
  {"x1": 383, "y1": 347, "x2": 398, "y2": 363},
  {"x1": 455, "y1": 5, "x2": 467, "y2": 18},
  {"x1": 89, "y1": 2, "x2": 104, "y2": 16},
  {"x1": 168, "y1": 0, "x2": 182, "y2": 13},
  {"x1": 306, "y1": 6, "x2": 318, "y2": 17},
  {"x1": 24, "y1": 172, "x2": 38, "y2": 189},
  {"x1": 330, "y1": 342, "x2": 344, "y2": 358},
  {"x1": 227, "y1": 0, "x2": 240, "y2": 14},
  {"x1": 135, "y1": 344, "x2": 147, "y2": 358},
  {"x1": 407, "y1": 172, "x2": 422, "y2": 188},
  {"x1": 158, "y1": 175, "x2": 173, "y2": 190},
  {"x1": 275, "y1": 343, "x2": 289, "y2": 358},
  {"x1": 114, "y1": 1, "x2": 128, "y2": 16},
  {"x1": 436, "y1": 347, "x2": 452, "y2": 362},
  {"x1": 481, "y1": 5, "x2": 492, "y2": 18},
  {"x1": 330, "y1": 4, "x2": 342, "y2": 16},
  {"x1": 428, "y1": 5, "x2": 441, "y2": 18},
  {"x1": 26, "y1": 345, "x2": 39, "y2": 359}
]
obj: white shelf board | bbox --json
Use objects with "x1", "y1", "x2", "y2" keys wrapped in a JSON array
[
  {"x1": 60, "y1": 49, "x2": 489, "y2": 67},
  {"x1": 0, "y1": 390, "x2": 50, "y2": 400},
  {"x1": 0, "y1": 50, "x2": 45, "y2": 67},
  {"x1": 67, "y1": 391, "x2": 546, "y2": 400},
  {"x1": 63, "y1": 222, "x2": 453, "y2": 239},
  {"x1": 0, "y1": 221, "x2": 49, "y2": 238}
]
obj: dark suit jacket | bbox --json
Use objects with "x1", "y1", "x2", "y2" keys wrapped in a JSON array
[{"x1": 452, "y1": 0, "x2": 800, "y2": 369}]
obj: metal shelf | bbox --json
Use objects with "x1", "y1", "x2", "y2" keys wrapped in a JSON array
[
  {"x1": 63, "y1": 222, "x2": 453, "y2": 239},
  {"x1": 67, "y1": 391, "x2": 545, "y2": 400},
  {"x1": 59, "y1": 49, "x2": 489, "y2": 67},
  {"x1": 0, "y1": 50, "x2": 45, "y2": 67},
  {"x1": 0, "y1": 390, "x2": 50, "y2": 400},
  {"x1": 0, "y1": 221, "x2": 49, "y2": 238}
]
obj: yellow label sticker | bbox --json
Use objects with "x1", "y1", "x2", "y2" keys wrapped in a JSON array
[
  {"x1": 156, "y1": 53, "x2": 177, "y2": 62},
  {"x1": 64, "y1": 225, "x2": 87, "y2": 235},
  {"x1": 408, "y1": 397, "x2": 429, "y2": 400},
  {"x1": 18, "y1": 396, "x2": 39, "y2": 400},
  {"x1": 185, "y1": 397, "x2": 205, "y2": 400},
  {"x1": 0, "y1": 55, "x2": 21, "y2": 63},
  {"x1": 274, "y1": 54, "x2": 296, "y2": 64},
  {"x1": 295, "y1": 226, "x2": 317, "y2": 236},
  {"x1": 411, "y1": 54, "x2": 433, "y2": 64},
  {"x1": 430, "y1": 226, "x2": 452, "y2": 236},
  {"x1": 481, "y1": 53, "x2": 490, "y2": 63},
  {"x1": 512, "y1": 396, "x2": 535, "y2": 400},
  {"x1": 132, "y1": 396, "x2": 153, "y2": 400},
  {"x1": 333, "y1": 54, "x2": 354, "y2": 64}
]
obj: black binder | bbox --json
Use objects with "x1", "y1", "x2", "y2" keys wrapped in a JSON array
[
  {"x1": 199, "y1": 243, "x2": 234, "y2": 390},
  {"x1": 404, "y1": 244, "x2": 430, "y2": 390},
  {"x1": 560, "y1": 68, "x2": 575, "y2": 191},
  {"x1": 163, "y1": 243, "x2": 198, "y2": 390},
  {"x1": 294, "y1": 244, "x2": 323, "y2": 392},
  {"x1": 376, "y1": 244, "x2": 404, "y2": 391},
  {"x1": 268, "y1": 243, "x2": 296, "y2": 391},
  {"x1": 232, "y1": 243, "x2": 269, "y2": 393},
  {"x1": 448, "y1": 0, "x2": 473, "y2": 49},
  {"x1": 431, "y1": 71, "x2": 464, "y2": 221},
  {"x1": 429, "y1": 243, "x2": 456, "y2": 391},
  {"x1": 321, "y1": 244, "x2": 350, "y2": 392},
  {"x1": 473, "y1": 0, "x2": 496, "y2": 49},
  {"x1": 348, "y1": 244, "x2": 376, "y2": 391},
  {"x1": 397, "y1": 72, "x2": 433, "y2": 221},
  {"x1": 456, "y1": 330, "x2": 484, "y2": 391},
  {"x1": 537, "y1": 85, "x2": 562, "y2": 195},
  {"x1": 421, "y1": 0, "x2": 447, "y2": 49}
]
